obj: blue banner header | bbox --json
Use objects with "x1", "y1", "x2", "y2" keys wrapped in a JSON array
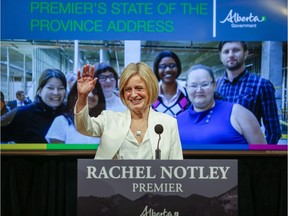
[{"x1": 1, "y1": 0, "x2": 287, "y2": 40}]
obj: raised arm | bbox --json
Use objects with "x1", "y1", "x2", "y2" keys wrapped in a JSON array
[
  {"x1": 231, "y1": 104, "x2": 267, "y2": 144},
  {"x1": 76, "y1": 64, "x2": 97, "y2": 113}
]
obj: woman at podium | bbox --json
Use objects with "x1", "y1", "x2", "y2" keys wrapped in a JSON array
[{"x1": 74, "y1": 62, "x2": 183, "y2": 160}]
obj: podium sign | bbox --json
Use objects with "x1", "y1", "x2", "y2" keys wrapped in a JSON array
[{"x1": 78, "y1": 159, "x2": 238, "y2": 216}]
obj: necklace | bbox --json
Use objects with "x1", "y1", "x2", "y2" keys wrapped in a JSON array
[
  {"x1": 136, "y1": 130, "x2": 141, "y2": 136},
  {"x1": 131, "y1": 119, "x2": 147, "y2": 137}
]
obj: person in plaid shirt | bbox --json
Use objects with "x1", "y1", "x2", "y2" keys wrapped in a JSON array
[{"x1": 216, "y1": 41, "x2": 281, "y2": 144}]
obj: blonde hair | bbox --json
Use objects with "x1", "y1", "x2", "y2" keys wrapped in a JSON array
[{"x1": 119, "y1": 62, "x2": 159, "y2": 106}]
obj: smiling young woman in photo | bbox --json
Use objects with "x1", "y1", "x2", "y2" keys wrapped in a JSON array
[
  {"x1": 94, "y1": 62, "x2": 126, "y2": 112},
  {"x1": 1, "y1": 69, "x2": 67, "y2": 143},
  {"x1": 152, "y1": 50, "x2": 190, "y2": 117}
]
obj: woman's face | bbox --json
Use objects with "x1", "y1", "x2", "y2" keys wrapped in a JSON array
[
  {"x1": 158, "y1": 57, "x2": 178, "y2": 84},
  {"x1": 87, "y1": 91, "x2": 99, "y2": 109},
  {"x1": 123, "y1": 75, "x2": 149, "y2": 113},
  {"x1": 38, "y1": 78, "x2": 66, "y2": 108},
  {"x1": 98, "y1": 71, "x2": 116, "y2": 95},
  {"x1": 186, "y1": 69, "x2": 215, "y2": 111}
]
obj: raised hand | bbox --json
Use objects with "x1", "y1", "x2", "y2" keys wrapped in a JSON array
[
  {"x1": 77, "y1": 64, "x2": 97, "y2": 97},
  {"x1": 76, "y1": 64, "x2": 97, "y2": 113}
]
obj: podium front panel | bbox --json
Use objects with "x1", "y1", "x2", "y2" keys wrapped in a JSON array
[{"x1": 78, "y1": 159, "x2": 238, "y2": 216}]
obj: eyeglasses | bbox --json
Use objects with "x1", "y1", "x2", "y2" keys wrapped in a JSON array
[
  {"x1": 158, "y1": 63, "x2": 177, "y2": 70},
  {"x1": 186, "y1": 81, "x2": 213, "y2": 90},
  {"x1": 98, "y1": 74, "x2": 115, "y2": 83}
]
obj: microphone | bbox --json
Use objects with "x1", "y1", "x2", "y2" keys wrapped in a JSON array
[{"x1": 154, "y1": 124, "x2": 164, "y2": 160}]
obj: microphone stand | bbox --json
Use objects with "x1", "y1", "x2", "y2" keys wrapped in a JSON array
[{"x1": 155, "y1": 134, "x2": 161, "y2": 159}]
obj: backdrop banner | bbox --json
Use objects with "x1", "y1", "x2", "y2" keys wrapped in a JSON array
[
  {"x1": 1, "y1": 0, "x2": 287, "y2": 40},
  {"x1": 78, "y1": 159, "x2": 238, "y2": 216}
]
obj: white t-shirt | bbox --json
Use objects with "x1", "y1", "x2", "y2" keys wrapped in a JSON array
[
  {"x1": 105, "y1": 92, "x2": 127, "y2": 112},
  {"x1": 46, "y1": 115, "x2": 100, "y2": 144}
]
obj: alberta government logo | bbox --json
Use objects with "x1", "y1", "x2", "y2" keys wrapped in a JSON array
[{"x1": 220, "y1": 9, "x2": 266, "y2": 28}]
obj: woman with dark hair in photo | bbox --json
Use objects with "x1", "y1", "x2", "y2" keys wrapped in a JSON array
[
  {"x1": 46, "y1": 79, "x2": 106, "y2": 144},
  {"x1": 94, "y1": 62, "x2": 126, "y2": 112},
  {"x1": 1, "y1": 68, "x2": 67, "y2": 143},
  {"x1": 152, "y1": 50, "x2": 190, "y2": 117}
]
